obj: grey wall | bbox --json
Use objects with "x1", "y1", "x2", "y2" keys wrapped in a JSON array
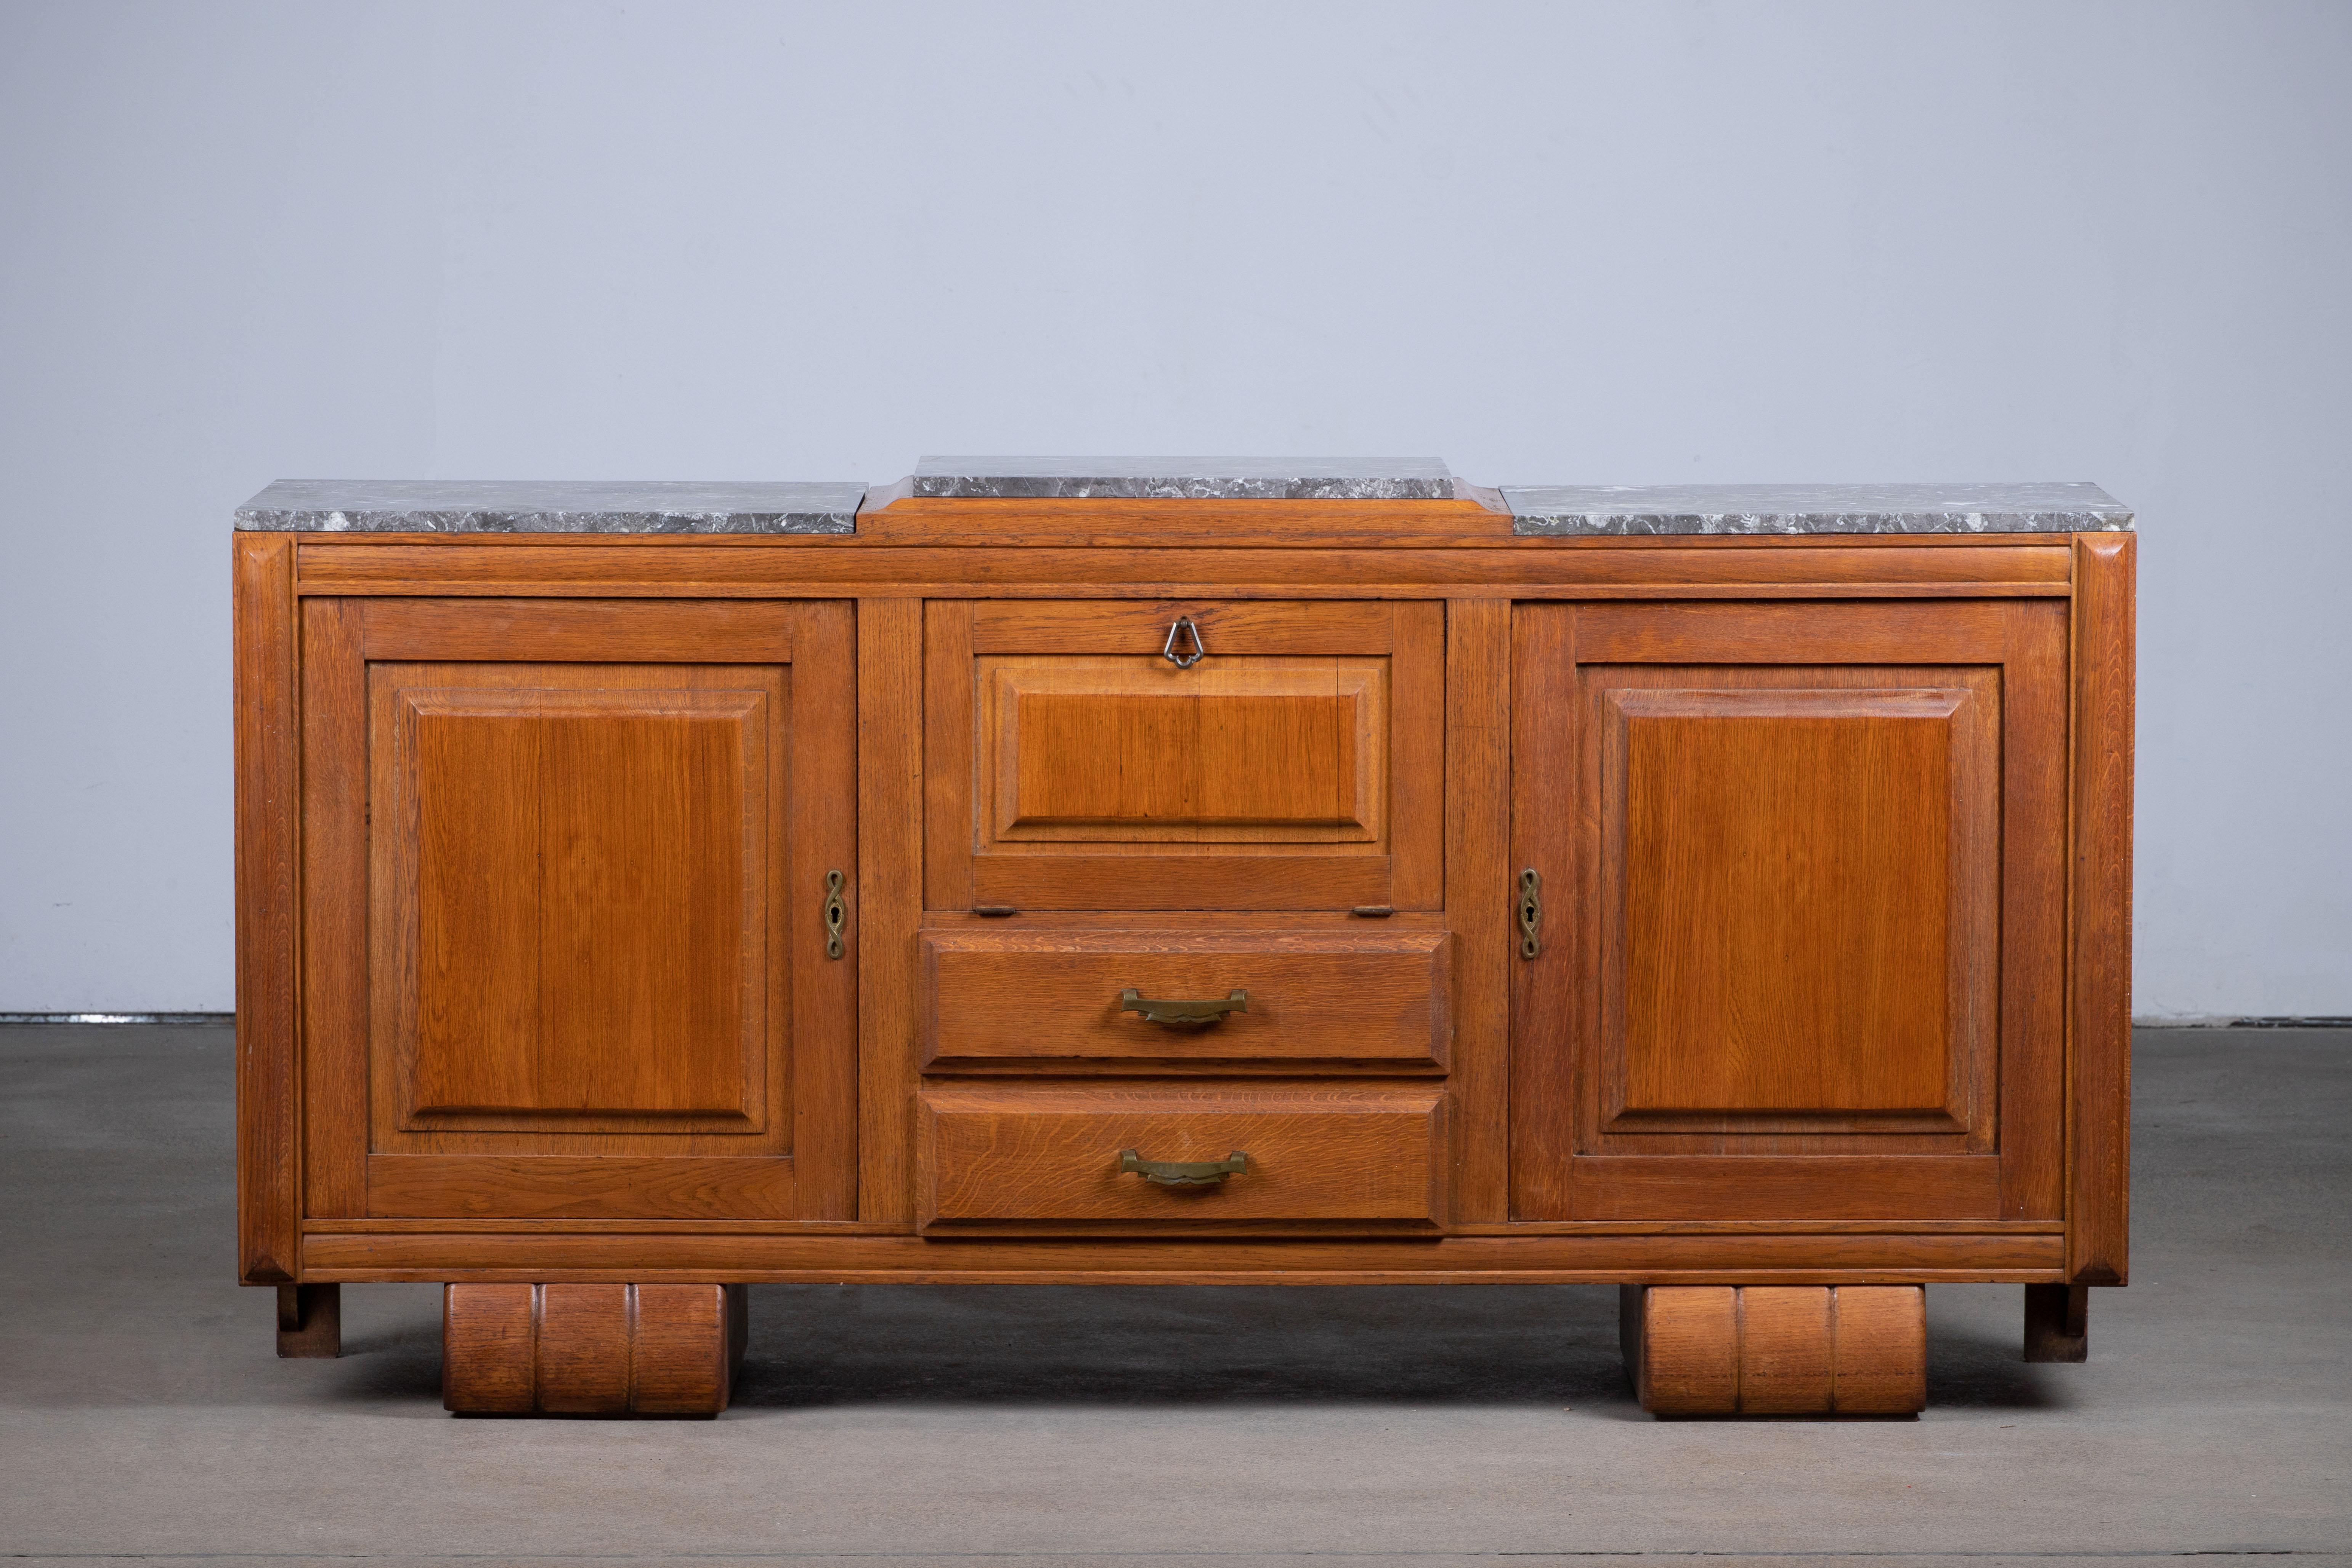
[{"x1": 2, "y1": 0, "x2": 2346, "y2": 1018}]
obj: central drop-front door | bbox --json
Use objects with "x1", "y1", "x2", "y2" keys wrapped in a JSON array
[{"x1": 924, "y1": 600, "x2": 1444, "y2": 912}]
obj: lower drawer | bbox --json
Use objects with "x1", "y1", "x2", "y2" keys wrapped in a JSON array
[{"x1": 918, "y1": 1082, "x2": 1446, "y2": 1228}]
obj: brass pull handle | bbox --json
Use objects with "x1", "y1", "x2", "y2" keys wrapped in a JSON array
[
  {"x1": 1119, "y1": 1149, "x2": 1248, "y2": 1187},
  {"x1": 1118, "y1": 987, "x2": 1248, "y2": 1028},
  {"x1": 1162, "y1": 615, "x2": 1206, "y2": 667},
  {"x1": 823, "y1": 870, "x2": 847, "y2": 959},
  {"x1": 1518, "y1": 867, "x2": 1542, "y2": 959}
]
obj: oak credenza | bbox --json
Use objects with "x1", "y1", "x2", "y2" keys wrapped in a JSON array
[{"x1": 234, "y1": 461, "x2": 2134, "y2": 1416}]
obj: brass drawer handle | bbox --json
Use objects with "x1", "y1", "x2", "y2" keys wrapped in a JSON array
[
  {"x1": 1118, "y1": 987, "x2": 1248, "y2": 1028},
  {"x1": 1119, "y1": 1149, "x2": 1248, "y2": 1187}
]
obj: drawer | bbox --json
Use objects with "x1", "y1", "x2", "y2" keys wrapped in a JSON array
[
  {"x1": 918, "y1": 1082, "x2": 1446, "y2": 1227},
  {"x1": 921, "y1": 927, "x2": 1451, "y2": 1069}
]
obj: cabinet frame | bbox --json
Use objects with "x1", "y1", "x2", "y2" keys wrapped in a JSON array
[{"x1": 233, "y1": 520, "x2": 2126, "y2": 1288}]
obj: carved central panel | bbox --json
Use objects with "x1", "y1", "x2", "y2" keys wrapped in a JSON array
[
  {"x1": 1618, "y1": 694, "x2": 1957, "y2": 1116},
  {"x1": 980, "y1": 656, "x2": 1388, "y2": 850},
  {"x1": 375, "y1": 670, "x2": 779, "y2": 1135}
]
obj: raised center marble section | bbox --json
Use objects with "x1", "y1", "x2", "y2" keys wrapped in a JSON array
[
  {"x1": 1502, "y1": 481, "x2": 2133, "y2": 536},
  {"x1": 911, "y1": 455, "x2": 1457, "y2": 501},
  {"x1": 233, "y1": 479, "x2": 865, "y2": 534}
]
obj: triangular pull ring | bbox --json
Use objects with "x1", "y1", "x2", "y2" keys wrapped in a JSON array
[{"x1": 1162, "y1": 615, "x2": 1206, "y2": 668}]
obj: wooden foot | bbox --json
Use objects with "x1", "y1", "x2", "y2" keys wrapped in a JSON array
[
  {"x1": 276, "y1": 1283, "x2": 340, "y2": 1358},
  {"x1": 1620, "y1": 1284, "x2": 1925, "y2": 1416},
  {"x1": 442, "y1": 1283, "x2": 746, "y2": 1416},
  {"x1": 2023, "y1": 1282, "x2": 2089, "y2": 1362}
]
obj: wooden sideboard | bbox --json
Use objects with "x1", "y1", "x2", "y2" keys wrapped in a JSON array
[{"x1": 234, "y1": 473, "x2": 2134, "y2": 1416}]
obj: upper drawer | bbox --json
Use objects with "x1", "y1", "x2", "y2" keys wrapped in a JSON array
[
  {"x1": 924, "y1": 601, "x2": 1445, "y2": 912},
  {"x1": 922, "y1": 927, "x2": 1452, "y2": 1071}
]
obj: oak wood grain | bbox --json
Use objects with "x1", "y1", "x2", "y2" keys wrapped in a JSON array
[
  {"x1": 1445, "y1": 600, "x2": 1510, "y2": 1223},
  {"x1": 918, "y1": 1082, "x2": 1446, "y2": 1227},
  {"x1": 2069, "y1": 534, "x2": 2135, "y2": 1284},
  {"x1": 931, "y1": 600, "x2": 1442, "y2": 911},
  {"x1": 309, "y1": 1228, "x2": 2066, "y2": 1283},
  {"x1": 858, "y1": 600, "x2": 926, "y2": 1223},
  {"x1": 296, "y1": 542, "x2": 2075, "y2": 599},
  {"x1": 1624, "y1": 1284, "x2": 1924, "y2": 1415},
  {"x1": 921, "y1": 927, "x2": 1451, "y2": 1069},
  {"x1": 442, "y1": 1282, "x2": 739, "y2": 1416},
  {"x1": 234, "y1": 534, "x2": 300, "y2": 1282}
]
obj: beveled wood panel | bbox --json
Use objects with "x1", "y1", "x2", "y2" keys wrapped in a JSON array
[
  {"x1": 928, "y1": 600, "x2": 1442, "y2": 911},
  {"x1": 392, "y1": 673, "x2": 772, "y2": 1128},
  {"x1": 303, "y1": 1227, "x2": 2067, "y2": 1284},
  {"x1": 1601, "y1": 676, "x2": 1996, "y2": 1138},
  {"x1": 372, "y1": 664, "x2": 779, "y2": 1141},
  {"x1": 984, "y1": 659, "x2": 1385, "y2": 844},
  {"x1": 918, "y1": 1082, "x2": 1445, "y2": 1228},
  {"x1": 921, "y1": 927, "x2": 1451, "y2": 1069}
]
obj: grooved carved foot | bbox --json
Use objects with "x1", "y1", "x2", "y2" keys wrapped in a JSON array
[
  {"x1": 1619, "y1": 1284, "x2": 1926, "y2": 1416},
  {"x1": 443, "y1": 1283, "x2": 747, "y2": 1416}
]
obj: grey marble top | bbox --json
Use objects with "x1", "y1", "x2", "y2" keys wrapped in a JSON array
[
  {"x1": 233, "y1": 480, "x2": 865, "y2": 534},
  {"x1": 1502, "y1": 482, "x2": 2132, "y2": 536},
  {"x1": 911, "y1": 455, "x2": 1456, "y2": 501}
]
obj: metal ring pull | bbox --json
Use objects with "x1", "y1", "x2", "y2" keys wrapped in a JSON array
[
  {"x1": 1119, "y1": 1149, "x2": 1248, "y2": 1187},
  {"x1": 1162, "y1": 615, "x2": 1206, "y2": 667}
]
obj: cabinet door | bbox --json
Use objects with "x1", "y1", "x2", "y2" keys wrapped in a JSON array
[
  {"x1": 924, "y1": 601, "x2": 1444, "y2": 911},
  {"x1": 300, "y1": 600, "x2": 855, "y2": 1220},
  {"x1": 1511, "y1": 601, "x2": 2065, "y2": 1221}
]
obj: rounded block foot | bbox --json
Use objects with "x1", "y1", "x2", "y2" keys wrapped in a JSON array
[
  {"x1": 1620, "y1": 1284, "x2": 1925, "y2": 1416},
  {"x1": 443, "y1": 1283, "x2": 747, "y2": 1416}
]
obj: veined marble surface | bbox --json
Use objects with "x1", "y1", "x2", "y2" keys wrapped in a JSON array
[
  {"x1": 911, "y1": 455, "x2": 1457, "y2": 500},
  {"x1": 1502, "y1": 482, "x2": 2133, "y2": 536},
  {"x1": 233, "y1": 480, "x2": 865, "y2": 534}
]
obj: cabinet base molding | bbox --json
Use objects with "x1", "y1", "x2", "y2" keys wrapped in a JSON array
[
  {"x1": 276, "y1": 1283, "x2": 340, "y2": 1358},
  {"x1": 442, "y1": 1282, "x2": 747, "y2": 1416},
  {"x1": 1619, "y1": 1284, "x2": 1925, "y2": 1416},
  {"x1": 2023, "y1": 1281, "x2": 2090, "y2": 1361}
]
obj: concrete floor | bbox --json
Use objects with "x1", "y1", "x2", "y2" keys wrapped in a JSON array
[{"x1": 0, "y1": 1024, "x2": 2345, "y2": 1565}]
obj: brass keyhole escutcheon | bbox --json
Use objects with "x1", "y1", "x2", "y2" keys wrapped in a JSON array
[
  {"x1": 823, "y1": 869, "x2": 847, "y2": 959},
  {"x1": 1162, "y1": 615, "x2": 1206, "y2": 668},
  {"x1": 1518, "y1": 867, "x2": 1542, "y2": 959}
]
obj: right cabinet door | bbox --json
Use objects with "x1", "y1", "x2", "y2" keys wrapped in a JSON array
[{"x1": 1511, "y1": 601, "x2": 2067, "y2": 1222}]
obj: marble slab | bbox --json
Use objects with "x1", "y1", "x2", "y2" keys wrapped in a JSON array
[
  {"x1": 911, "y1": 455, "x2": 1456, "y2": 501},
  {"x1": 1502, "y1": 482, "x2": 2132, "y2": 536},
  {"x1": 233, "y1": 479, "x2": 865, "y2": 534}
]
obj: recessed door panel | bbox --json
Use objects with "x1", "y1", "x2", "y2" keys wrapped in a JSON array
[{"x1": 390, "y1": 674, "x2": 773, "y2": 1131}]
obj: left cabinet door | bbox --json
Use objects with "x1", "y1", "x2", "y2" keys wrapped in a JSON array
[{"x1": 299, "y1": 600, "x2": 856, "y2": 1221}]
